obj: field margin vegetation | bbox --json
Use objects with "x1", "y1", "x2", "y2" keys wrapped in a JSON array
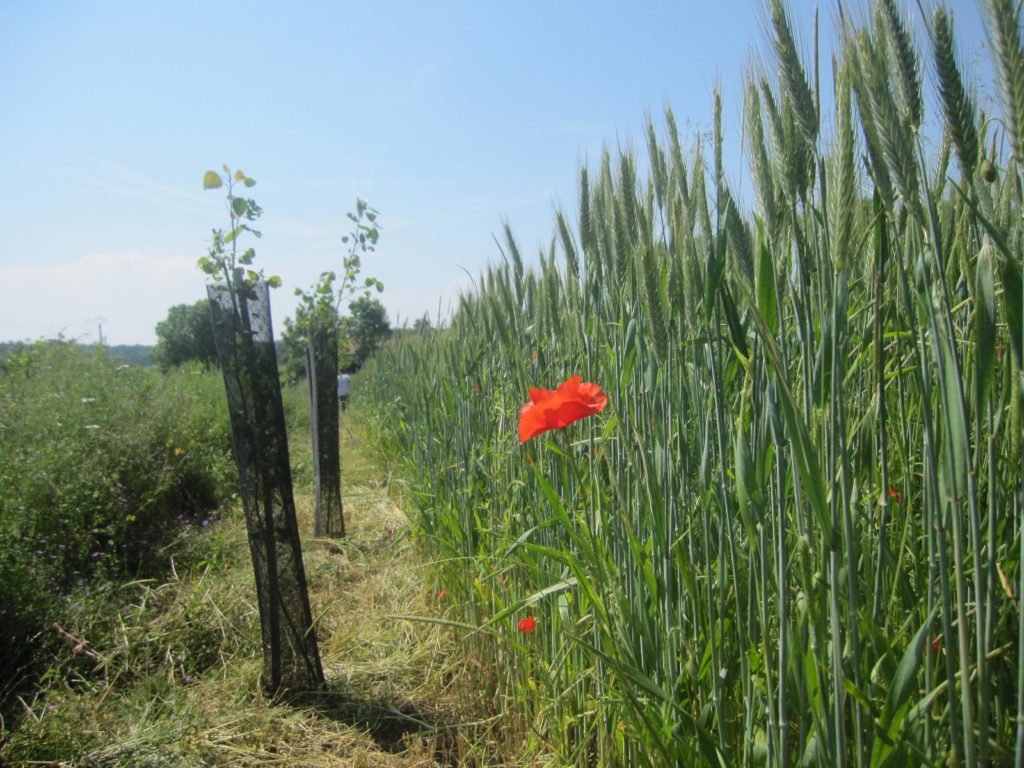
[{"x1": 2, "y1": 370, "x2": 512, "y2": 766}]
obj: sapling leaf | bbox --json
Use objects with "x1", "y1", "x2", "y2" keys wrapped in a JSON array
[
  {"x1": 231, "y1": 197, "x2": 248, "y2": 217},
  {"x1": 267, "y1": 275, "x2": 282, "y2": 288},
  {"x1": 243, "y1": 177, "x2": 255, "y2": 187},
  {"x1": 203, "y1": 170, "x2": 223, "y2": 190},
  {"x1": 234, "y1": 169, "x2": 245, "y2": 182}
]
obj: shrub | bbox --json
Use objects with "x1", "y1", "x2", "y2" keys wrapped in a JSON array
[{"x1": 0, "y1": 341, "x2": 235, "y2": 715}]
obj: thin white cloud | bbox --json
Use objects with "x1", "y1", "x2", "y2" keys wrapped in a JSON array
[
  {"x1": 0, "y1": 251, "x2": 202, "y2": 345},
  {"x1": 81, "y1": 162, "x2": 333, "y2": 243},
  {"x1": 103, "y1": 161, "x2": 218, "y2": 206}
]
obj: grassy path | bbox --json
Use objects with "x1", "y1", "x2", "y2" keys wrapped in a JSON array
[{"x1": 2, "y1": 411, "x2": 500, "y2": 767}]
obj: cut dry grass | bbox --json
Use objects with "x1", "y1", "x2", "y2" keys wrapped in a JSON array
[{"x1": 1, "y1": 406, "x2": 532, "y2": 768}]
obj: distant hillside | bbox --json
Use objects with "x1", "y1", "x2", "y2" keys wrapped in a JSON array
[{"x1": 0, "y1": 340, "x2": 154, "y2": 367}]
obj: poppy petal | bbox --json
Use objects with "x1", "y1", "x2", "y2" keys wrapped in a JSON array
[
  {"x1": 518, "y1": 376, "x2": 607, "y2": 443},
  {"x1": 551, "y1": 398, "x2": 597, "y2": 429},
  {"x1": 519, "y1": 405, "x2": 548, "y2": 443},
  {"x1": 528, "y1": 386, "x2": 556, "y2": 405}
]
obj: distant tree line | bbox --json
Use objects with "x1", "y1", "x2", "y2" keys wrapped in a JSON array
[
  {"x1": 0, "y1": 340, "x2": 153, "y2": 367},
  {"x1": 152, "y1": 296, "x2": 392, "y2": 377}
]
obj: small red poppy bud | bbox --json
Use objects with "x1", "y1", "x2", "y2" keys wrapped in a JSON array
[
  {"x1": 888, "y1": 488, "x2": 901, "y2": 503},
  {"x1": 438, "y1": 588, "x2": 446, "y2": 600},
  {"x1": 518, "y1": 616, "x2": 536, "y2": 633}
]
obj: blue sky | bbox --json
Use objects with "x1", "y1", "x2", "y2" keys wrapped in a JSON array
[{"x1": 0, "y1": 1, "x2": 992, "y2": 345}]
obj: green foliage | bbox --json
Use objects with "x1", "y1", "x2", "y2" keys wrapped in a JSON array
[
  {"x1": 151, "y1": 299, "x2": 218, "y2": 371},
  {"x1": 278, "y1": 303, "x2": 314, "y2": 384},
  {"x1": 286, "y1": 198, "x2": 386, "y2": 370},
  {"x1": 104, "y1": 344, "x2": 154, "y2": 366},
  {"x1": 340, "y1": 197, "x2": 384, "y2": 294},
  {"x1": 2, "y1": 341, "x2": 154, "y2": 367},
  {"x1": 340, "y1": 296, "x2": 391, "y2": 371},
  {"x1": 196, "y1": 165, "x2": 281, "y2": 293},
  {"x1": 0, "y1": 340, "x2": 234, "y2": 720},
  {"x1": 307, "y1": 199, "x2": 384, "y2": 318}
]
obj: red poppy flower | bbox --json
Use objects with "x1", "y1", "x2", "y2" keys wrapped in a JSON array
[
  {"x1": 518, "y1": 616, "x2": 536, "y2": 633},
  {"x1": 438, "y1": 588, "x2": 446, "y2": 600},
  {"x1": 888, "y1": 488, "x2": 901, "y2": 503},
  {"x1": 518, "y1": 375, "x2": 607, "y2": 444}
]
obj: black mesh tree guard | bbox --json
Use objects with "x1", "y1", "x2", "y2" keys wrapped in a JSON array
[
  {"x1": 207, "y1": 282, "x2": 325, "y2": 696},
  {"x1": 305, "y1": 319, "x2": 345, "y2": 538}
]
